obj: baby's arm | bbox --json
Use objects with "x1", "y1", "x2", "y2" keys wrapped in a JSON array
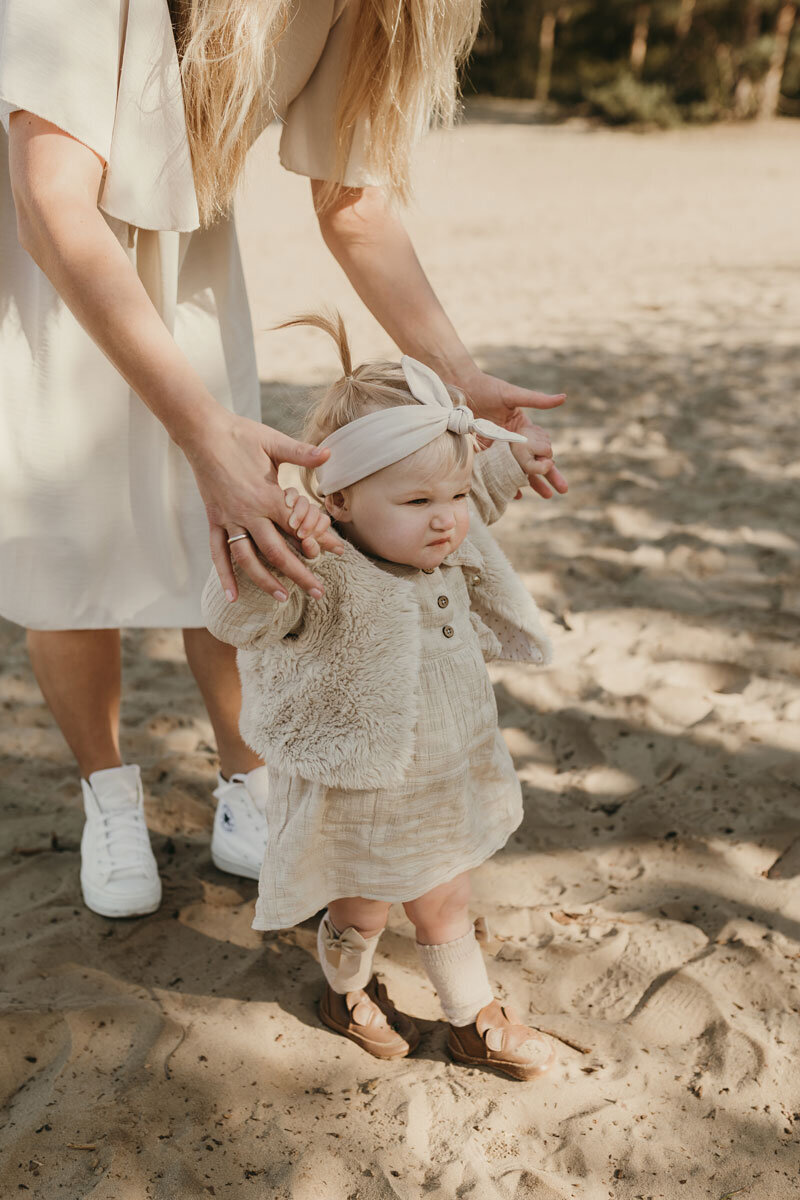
[
  {"x1": 202, "y1": 558, "x2": 304, "y2": 648},
  {"x1": 201, "y1": 490, "x2": 330, "y2": 647},
  {"x1": 469, "y1": 442, "x2": 531, "y2": 526}
]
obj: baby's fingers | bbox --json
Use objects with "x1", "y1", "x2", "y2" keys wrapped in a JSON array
[
  {"x1": 286, "y1": 493, "x2": 310, "y2": 531},
  {"x1": 520, "y1": 452, "x2": 554, "y2": 477}
]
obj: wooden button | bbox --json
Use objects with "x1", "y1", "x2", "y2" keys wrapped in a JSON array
[
  {"x1": 442, "y1": 625, "x2": 454, "y2": 638},
  {"x1": 437, "y1": 595, "x2": 449, "y2": 609},
  {"x1": 421, "y1": 567, "x2": 435, "y2": 574}
]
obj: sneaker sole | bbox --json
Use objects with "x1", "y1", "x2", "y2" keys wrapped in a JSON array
[
  {"x1": 211, "y1": 848, "x2": 261, "y2": 881},
  {"x1": 81, "y1": 879, "x2": 162, "y2": 920}
]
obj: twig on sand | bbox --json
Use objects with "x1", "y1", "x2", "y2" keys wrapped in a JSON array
[
  {"x1": 66, "y1": 1143, "x2": 97, "y2": 1151},
  {"x1": 537, "y1": 1028, "x2": 592, "y2": 1055},
  {"x1": 164, "y1": 1025, "x2": 189, "y2": 1080},
  {"x1": 719, "y1": 1188, "x2": 749, "y2": 1199}
]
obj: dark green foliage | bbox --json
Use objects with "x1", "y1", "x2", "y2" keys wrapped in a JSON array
[{"x1": 464, "y1": 0, "x2": 800, "y2": 122}]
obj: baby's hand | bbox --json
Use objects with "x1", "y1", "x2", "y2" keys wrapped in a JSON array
[
  {"x1": 283, "y1": 487, "x2": 336, "y2": 560},
  {"x1": 507, "y1": 412, "x2": 567, "y2": 500}
]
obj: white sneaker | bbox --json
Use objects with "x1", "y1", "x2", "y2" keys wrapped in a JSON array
[
  {"x1": 210, "y1": 766, "x2": 269, "y2": 880},
  {"x1": 80, "y1": 764, "x2": 162, "y2": 918}
]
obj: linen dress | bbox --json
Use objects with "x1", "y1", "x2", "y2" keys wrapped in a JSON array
[
  {"x1": 251, "y1": 554, "x2": 525, "y2": 930},
  {"x1": 0, "y1": 0, "x2": 380, "y2": 630}
]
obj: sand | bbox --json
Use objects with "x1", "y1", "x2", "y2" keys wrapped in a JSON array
[{"x1": 2, "y1": 115, "x2": 800, "y2": 1199}]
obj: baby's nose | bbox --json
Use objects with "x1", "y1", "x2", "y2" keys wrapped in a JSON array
[{"x1": 432, "y1": 509, "x2": 457, "y2": 530}]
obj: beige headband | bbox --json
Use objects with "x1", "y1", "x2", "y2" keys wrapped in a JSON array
[{"x1": 315, "y1": 355, "x2": 527, "y2": 495}]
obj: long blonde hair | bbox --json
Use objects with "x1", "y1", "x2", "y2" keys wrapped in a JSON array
[
  {"x1": 170, "y1": 0, "x2": 481, "y2": 226},
  {"x1": 275, "y1": 311, "x2": 471, "y2": 499}
]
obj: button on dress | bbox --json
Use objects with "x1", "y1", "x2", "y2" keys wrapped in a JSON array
[
  {"x1": 252, "y1": 561, "x2": 523, "y2": 931},
  {"x1": 0, "y1": 0, "x2": 380, "y2": 629}
]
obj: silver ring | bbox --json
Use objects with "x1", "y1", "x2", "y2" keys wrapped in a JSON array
[{"x1": 226, "y1": 533, "x2": 250, "y2": 545}]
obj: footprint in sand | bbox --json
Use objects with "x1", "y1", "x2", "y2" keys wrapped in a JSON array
[
  {"x1": 593, "y1": 657, "x2": 650, "y2": 698},
  {"x1": 660, "y1": 660, "x2": 750, "y2": 694},
  {"x1": 627, "y1": 967, "x2": 720, "y2": 1044},
  {"x1": 646, "y1": 685, "x2": 714, "y2": 728}
]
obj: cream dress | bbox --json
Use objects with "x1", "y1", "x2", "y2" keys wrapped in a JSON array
[
  {"x1": 250, "y1": 547, "x2": 525, "y2": 931},
  {"x1": 0, "y1": 0, "x2": 380, "y2": 630}
]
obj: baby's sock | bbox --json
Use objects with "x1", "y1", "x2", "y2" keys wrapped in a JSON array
[
  {"x1": 416, "y1": 925, "x2": 494, "y2": 1027},
  {"x1": 317, "y1": 910, "x2": 382, "y2": 993}
]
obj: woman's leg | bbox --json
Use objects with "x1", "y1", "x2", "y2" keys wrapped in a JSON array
[
  {"x1": 182, "y1": 626, "x2": 262, "y2": 779},
  {"x1": 183, "y1": 626, "x2": 268, "y2": 881},
  {"x1": 26, "y1": 628, "x2": 122, "y2": 776},
  {"x1": 26, "y1": 628, "x2": 160, "y2": 918}
]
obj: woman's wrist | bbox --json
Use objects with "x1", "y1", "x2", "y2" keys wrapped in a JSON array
[
  {"x1": 426, "y1": 352, "x2": 481, "y2": 394},
  {"x1": 165, "y1": 391, "x2": 231, "y2": 460}
]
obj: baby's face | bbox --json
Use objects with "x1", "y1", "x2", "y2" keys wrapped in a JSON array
[{"x1": 327, "y1": 447, "x2": 473, "y2": 569}]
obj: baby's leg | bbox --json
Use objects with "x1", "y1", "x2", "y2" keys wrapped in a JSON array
[
  {"x1": 319, "y1": 897, "x2": 389, "y2": 992},
  {"x1": 317, "y1": 897, "x2": 418, "y2": 1059},
  {"x1": 328, "y1": 896, "x2": 391, "y2": 941},
  {"x1": 405, "y1": 873, "x2": 556, "y2": 1081},
  {"x1": 404, "y1": 873, "x2": 493, "y2": 1027}
]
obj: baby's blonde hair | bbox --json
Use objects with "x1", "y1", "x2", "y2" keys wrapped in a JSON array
[{"x1": 276, "y1": 312, "x2": 473, "y2": 500}]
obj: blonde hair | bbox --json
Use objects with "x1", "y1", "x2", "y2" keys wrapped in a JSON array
[
  {"x1": 170, "y1": 0, "x2": 481, "y2": 226},
  {"x1": 275, "y1": 312, "x2": 472, "y2": 499}
]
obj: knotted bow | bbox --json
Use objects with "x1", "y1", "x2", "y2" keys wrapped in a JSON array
[
  {"x1": 314, "y1": 355, "x2": 527, "y2": 495},
  {"x1": 319, "y1": 915, "x2": 371, "y2": 970}
]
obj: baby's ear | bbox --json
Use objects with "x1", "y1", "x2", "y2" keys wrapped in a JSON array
[{"x1": 324, "y1": 491, "x2": 351, "y2": 522}]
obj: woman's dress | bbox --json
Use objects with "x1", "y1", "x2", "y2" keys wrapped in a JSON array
[{"x1": 0, "y1": 0, "x2": 379, "y2": 629}]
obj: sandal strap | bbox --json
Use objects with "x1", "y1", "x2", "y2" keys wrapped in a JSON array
[
  {"x1": 345, "y1": 979, "x2": 391, "y2": 1030},
  {"x1": 476, "y1": 999, "x2": 544, "y2": 1053}
]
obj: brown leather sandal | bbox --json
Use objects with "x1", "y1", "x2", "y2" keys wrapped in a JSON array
[
  {"x1": 448, "y1": 998, "x2": 556, "y2": 1081},
  {"x1": 319, "y1": 974, "x2": 420, "y2": 1060}
]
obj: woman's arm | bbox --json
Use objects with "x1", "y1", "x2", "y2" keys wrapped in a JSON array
[
  {"x1": 312, "y1": 183, "x2": 568, "y2": 499},
  {"x1": 8, "y1": 112, "x2": 343, "y2": 602}
]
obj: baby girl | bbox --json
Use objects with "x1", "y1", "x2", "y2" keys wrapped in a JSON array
[{"x1": 202, "y1": 313, "x2": 556, "y2": 1081}]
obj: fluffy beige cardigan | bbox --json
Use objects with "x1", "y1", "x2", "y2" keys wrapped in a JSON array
[{"x1": 202, "y1": 445, "x2": 553, "y2": 791}]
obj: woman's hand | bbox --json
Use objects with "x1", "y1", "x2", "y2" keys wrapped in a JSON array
[
  {"x1": 461, "y1": 369, "x2": 568, "y2": 500},
  {"x1": 184, "y1": 411, "x2": 344, "y2": 603}
]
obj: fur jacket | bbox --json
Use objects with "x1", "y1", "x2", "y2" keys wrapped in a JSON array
[{"x1": 202, "y1": 444, "x2": 553, "y2": 791}]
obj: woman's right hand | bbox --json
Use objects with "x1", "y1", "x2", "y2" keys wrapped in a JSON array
[{"x1": 184, "y1": 409, "x2": 344, "y2": 603}]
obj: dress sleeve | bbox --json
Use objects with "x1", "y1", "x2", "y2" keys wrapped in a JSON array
[
  {"x1": 0, "y1": 0, "x2": 122, "y2": 161},
  {"x1": 279, "y1": 0, "x2": 384, "y2": 186},
  {"x1": 0, "y1": 0, "x2": 199, "y2": 233},
  {"x1": 469, "y1": 444, "x2": 529, "y2": 527},
  {"x1": 201, "y1": 561, "x2": 305, "y2": 650}
]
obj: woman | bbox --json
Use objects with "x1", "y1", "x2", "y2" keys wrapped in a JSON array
[{"x1": 0, "y1": 0, "x2": 566, "y2": 920}]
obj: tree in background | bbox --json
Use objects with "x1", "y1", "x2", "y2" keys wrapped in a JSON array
[{"x1": 466, "y1": 0, "x2": 799, "y2": 123}]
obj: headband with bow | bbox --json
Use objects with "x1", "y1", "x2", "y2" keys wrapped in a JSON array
[{"x1": 314, "y1": 355, "x2": 527, "y2": 495}]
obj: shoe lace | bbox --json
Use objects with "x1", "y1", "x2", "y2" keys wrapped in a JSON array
[{"x1": 98, "y1": 807, "x2": 153, "y2": 879}]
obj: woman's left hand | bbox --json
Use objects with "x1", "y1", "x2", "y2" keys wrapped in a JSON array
[{"x1": 459, "y1": 368, "x2": 568, "y2": 499}]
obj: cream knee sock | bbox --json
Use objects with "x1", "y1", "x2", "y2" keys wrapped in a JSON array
[
  {"x1": 416, "y1": 926, "x2": 494, "y2": 1027},
  {"x1": 317, "y1": 910, "x2": 382, "y2": 993}
]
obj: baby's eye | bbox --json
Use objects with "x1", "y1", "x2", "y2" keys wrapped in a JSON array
[
  {"x1": 454, "y1": 491, "x2": 470, "y2": 500},
  {"x1": 406, "y1": 498, "x2": 429, "y2": 506}
]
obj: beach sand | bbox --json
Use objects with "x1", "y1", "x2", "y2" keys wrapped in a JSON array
[{"x1": 1, "y1": 116, "x2": 799, "y2": 1199}]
